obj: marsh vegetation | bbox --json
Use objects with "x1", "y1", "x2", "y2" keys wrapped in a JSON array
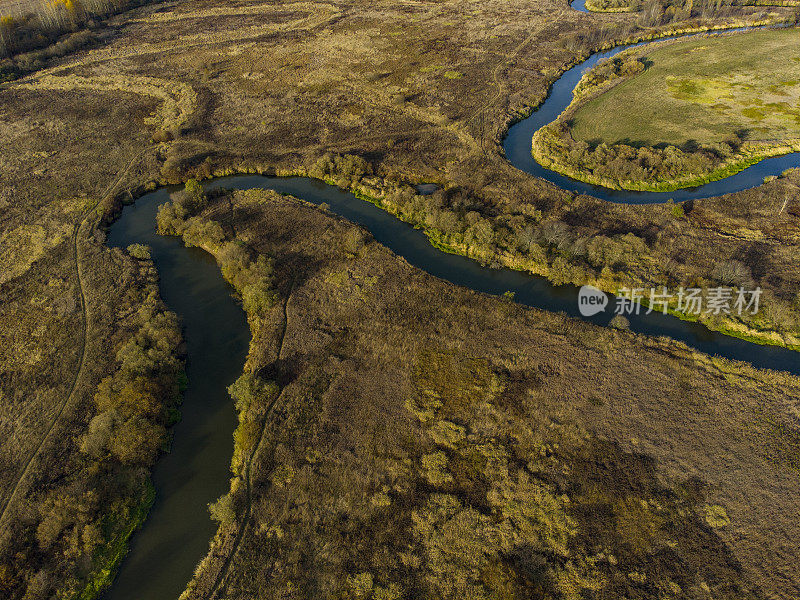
[
  {"x1": 0, "y1": 0, "x2": 798, "y2": 597},
  {"x1": 169, "y1": 188, "x2": 800, "y2": 600}
]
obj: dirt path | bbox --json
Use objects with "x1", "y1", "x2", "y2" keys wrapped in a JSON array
[
  {"x1": 0, "y1": 150, "x2": 148, "y2": 531},
  {"x1": 204, "y1": 280, "x2": 295, "y2": 599},
  {"x1": 467, "y1": 9, "x2": 566, "y2": 145}
]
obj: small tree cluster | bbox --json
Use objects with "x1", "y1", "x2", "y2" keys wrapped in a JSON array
[
  {"x1": 1, "y1": 0, "x2": 144, "y2": 61},
  {"x1": 82, "y1": 291, "x2": 182, "y2": 465},
  {"x1": 158, "y1": 181, "x2": 279, "y2": 323}
]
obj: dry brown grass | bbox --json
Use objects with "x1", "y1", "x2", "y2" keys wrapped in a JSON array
[
  {"x1": 181, "y1": 189, "x2": 800, "y2": 600},
  {"x1": 0, "y1": 1, "x2": 37, "y2": 17},
  {"x1": 0, "y1": 0, "x2": 798, "y2": 597}
]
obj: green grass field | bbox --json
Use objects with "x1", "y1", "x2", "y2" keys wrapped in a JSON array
[{"x1": 571, "y1": 28, "x2": 800, "y2": 146}]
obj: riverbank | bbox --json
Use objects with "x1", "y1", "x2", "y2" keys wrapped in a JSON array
[
  {"x1": 533, "y1": 123, "x2": 800, "y2": 192},
  {"x1": 158, "y1": 185, "x2": 800, "y2": 600},
  {"x1": 580, "y1": 0, "x2": 799, "y2": 12},
  {"x1": 89, "y1": 174, "x2": 800, "y2": 600},
  {"x1": 100, "y1": 187, "x2": 251, "y2": 600},
  {"x1": 179, "y1": 163, "x2": 799, "y2": 353},
  {"x1": 3, "y1": 0, "x2": 799, "y2": 597},
  {"x1": 350, "y1": 175, "x2": 800, "y2": 351},
  {"x1": 530, "y1": 26, "x2": 800, "y2": 192}
]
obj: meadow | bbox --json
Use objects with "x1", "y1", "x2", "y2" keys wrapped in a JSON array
[
  {"x1": 534, "y1": 26, "x2": 800, "y2": 192},
  {"x1": 571, "y1": 28, "x2": 800, "y2": 146}
]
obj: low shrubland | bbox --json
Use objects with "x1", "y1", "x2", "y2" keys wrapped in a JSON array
[
  {"x1": 173, "y1": 189, "x2": 800, "y2": 600},
  {"x1": 0, "y1": 0, "x2": 798, "y2": 596}
]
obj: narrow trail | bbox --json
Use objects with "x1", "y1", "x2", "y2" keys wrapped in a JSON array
[
  {"x1": 0, "y1": 150, "x2": 149, "y2": 531},
  {"x1": 467, "y1": 10, "x2": 566, "y2": 144},
  {"x1": 205, "y1": 280, "x2": 295, "y2": 600}
]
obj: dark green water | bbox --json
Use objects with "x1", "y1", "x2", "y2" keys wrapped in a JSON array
[{"x1": 105, "y1": 189, "x2": 249, "y2": 600}]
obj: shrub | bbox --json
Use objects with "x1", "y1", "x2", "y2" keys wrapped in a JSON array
[
  {"x1": 465, "y1": 219, "x2": 495, "y2": 248},
  {"x1": 80, "y1": 410, "x2": 119, "y2": 457},
  {"x1": 228, "y1": 374, "x2": 278, "y2": 416},
  {"x1": 181, "y1": 217, "x2": 226, "y2": 248},
  {"x1": 712, "y1": 259, "x2": 753, "y2": 287},
  {"x1": 587, "y1": 236, "x2": 622, "y2": 269},
  {"x1": 609, "y1": 315, "x2": 630, "y2": 330},
  {"x1": 126, "y1": 243, "x2": 151, "y2": 260},
  {"x1": 208, "y1": 494, "x2": 236, "y2": 524},
  {"x1": 108, "y1": 416, "x2": 164, "y2": 465},
  {"x1": 575, "y1": 53, "x2": 645, "y2": 97},
  {"x1": 421, "y1": 451, "x2": 454, "y2": 486},
  {"x1": 704, "y1": 504, "x2": 731, "y2": 528},
  {"x1": 172, "y1": 178, "x2": 207, "y2": 217},
  {"x1": 156, "y1": 201, "x2": 183, "y2": 235},
  {"x1": 307, "y1": 152, "x2": 372, "y2": 187}
]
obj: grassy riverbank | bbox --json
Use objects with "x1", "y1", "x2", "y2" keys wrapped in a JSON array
[
  {"x1": 1, "y1": 0, "x2": 799, "y2": 595},
  {"x1": 533, "y1": 27, "x2": 800, "y2": 192},
  {"x1": 533, "y1": 123, "x2": 800, "y2": 192},
  {"x1": 583, "y1": 0, "x2": 800, "y2": 12},
  {"x1": 194, "y1": 161, "x2": 800, "y2": 352},
  {"x1": 76, "y1": 483, "x2": 155, "y2": 600},
  {"x1": 156, "y1": 185, "x2": 800, "y2": 600},
  {"x1": 351, "y1": 174, "x2": 800, "y2": 349}
]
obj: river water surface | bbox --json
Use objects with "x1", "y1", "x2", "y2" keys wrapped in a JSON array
[{"x1": 105, "y1": 189, "x2": 249, "y2": 600}]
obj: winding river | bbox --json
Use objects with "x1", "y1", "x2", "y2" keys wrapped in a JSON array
[
  {"x1": 506, "y1": 4, "x2": 800, "y2": 203},
  {"x1": 105, "y1": 189, "x2": 250, "y2": 600},
  {"x1": 102, "y1": 12, "x2": 800, "y2": 600},
  {"x1": 104, "y1": 174, "x2": 800, "y2": 598}
]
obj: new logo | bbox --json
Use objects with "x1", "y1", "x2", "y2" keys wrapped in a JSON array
[{"x1": 578, "y1": 285, "x2": 608, "y2": 317}]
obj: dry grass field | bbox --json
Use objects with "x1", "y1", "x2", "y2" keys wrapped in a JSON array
[
  {"x1": 169, "y1": 188, "x2": 800, "y2": 600},
  {"x1": 0, "y1": 0, "x2": 798, "y2": 597},
  {"x1": 0, "y1": 1, "x2": 36, "y2": 16}
]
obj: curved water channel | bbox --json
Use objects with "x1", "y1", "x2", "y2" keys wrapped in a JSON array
[
  {"x1": 102, "y1": 11, "x2": 799, "y2": 600},
  {"x1": 505, "y1": 8, "x2": 800, "y2": 203},
  {"x1": 104, "y1": 173, "x2": 799, "y2": 599},
  {"x1": 105, "y1": 188, "x2": 249, "y2": 600}
]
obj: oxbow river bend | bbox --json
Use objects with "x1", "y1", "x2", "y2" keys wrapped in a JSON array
[
  {"x1": 505, "y1": 8, "x2": 800, "y2": 203},
  {"x1": 103, "y1": 19, "x2": 800, "y2": 600}
]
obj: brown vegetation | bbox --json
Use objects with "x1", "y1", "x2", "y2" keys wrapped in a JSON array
[
  {"x1": 171, "y1": 188, "x2": 800, "y2": 600},
  {"x1": 0, "y1": 0, "x2": 798, "y2": 597},
  {"x1": 0, "y1": 239, "x2": 184, "y2": 599},
  {"x1": 0, "y1": 0, "x2": 153, "y2": 61}
]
